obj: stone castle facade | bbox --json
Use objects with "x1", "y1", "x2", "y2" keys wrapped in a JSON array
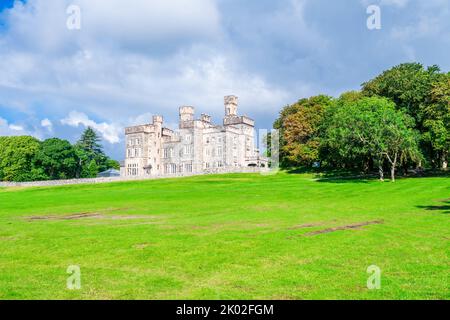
[{"x1": 122, "y1": 95, "x2": 267, "y2": 177}]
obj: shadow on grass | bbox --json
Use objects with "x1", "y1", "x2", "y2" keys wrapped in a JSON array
[
  {"x1": 285, "y1": 167, "x2": 376, "y2": 184},
  {"x1": 417, "y1": 200, "x2": 450, "y2": 214},
  {"x1": 285, "y1": 166, "x2": 449, "y2": 184}
]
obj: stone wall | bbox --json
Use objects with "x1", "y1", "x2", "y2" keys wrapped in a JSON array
[{"x1": 0, "y1": 167, "x2": 270, "y2": 188}]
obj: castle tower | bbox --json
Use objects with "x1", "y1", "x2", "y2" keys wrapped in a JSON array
[
  {"x1": 152, "y1": 115, "x2": 163, "y2": 133},
  {"x1": 179, "y1": 106, "x2": 195, "y2": 128},
  {"x1": 153, "y1": 115, "x2": 163, "y2": 124},
  {"x1": 224, "y1": 95, "x2": 238, "y2": 117}
]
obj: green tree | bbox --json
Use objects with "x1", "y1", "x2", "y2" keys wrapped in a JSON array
[
  {"x1": 322, "y1": 97, "x2": 421, "y2": 181},
  {"x1": 422, "y1": 73, "x2": 450, "y2": 169},
  {"x1": 106, "y1": 159, "x2": 120, "y2": 170},
  {"x1": 362, "y1": 63, "x2": 440, "y2": 126},
  {"x1": 0, "y1": 136, "x2": 42, "y2": 182},
  {"x1": 76, "y1": 127, "x2": 103, "y2": 160},
  {"x1": 33, "y1": 138, "x2": 79, "y2": 180},
  {"x1": 75, "y1": 127, "x2": 108, "y2": 175},
  {"x1": 87, "y1": 159, "x2": 99, "y2": 178},
  {"x1": 361, "y1": 62, "x2": 446, "y2": 168},
  {"x1": 274, "y1": 95, "x2": 333, "y2": 167}
]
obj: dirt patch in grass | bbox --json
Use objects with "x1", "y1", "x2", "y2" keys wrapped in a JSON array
[
  {"x1": 287, "y1": 223, "x2": 323, "y2": 230},
  {"x1": 0, "y1": 236, "x2": 18, "y2": 241},
  {"x1": 28, "y1": 213, "x2": 102, "y2": 220},
  {"x1": 189, "y1": 221, "x2": 271, "y2": 232},
  {"x1": 133, "y1": 243, "x2": 152, "y2": 250},
  {"x1": 303, "y1": 220, "x2": 384, "y2": 236},
  {"x1": 27, "y1": 212, "x2": 161, "y2": 221}
]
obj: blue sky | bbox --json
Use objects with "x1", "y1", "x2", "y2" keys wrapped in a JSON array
[
  {"x1": 0, "y1": 0, "x2": 16, "y2": 10},
  {"x1": 0, "y1": 0, "x2": 449, "y2": 160}
]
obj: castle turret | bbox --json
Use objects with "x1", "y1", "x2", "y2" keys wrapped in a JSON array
[
  {"x1": 179, "y1": 106, "x2": 195, "y2": 129},
  {"x1": 224, "y1": 95, "x2": 238, "y2": 117},
  {"x1": 153, "y1": 115, "x2": 163, "y2": 124}
]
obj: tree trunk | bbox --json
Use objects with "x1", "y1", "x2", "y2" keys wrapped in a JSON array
[
  {"x1": 442, "y1": 151, "x2": 448, "y2": 170},
  {"x1": 379, "y1": 165, "x2": 384, "y2": 181},
  {"x1": 390, "y1": 153, "x2": 398, "y2": 182}
]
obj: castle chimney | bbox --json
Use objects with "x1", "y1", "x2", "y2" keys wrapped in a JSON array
[{"x1": 201, "y1": 113, "x2": 211, "y2": 123}]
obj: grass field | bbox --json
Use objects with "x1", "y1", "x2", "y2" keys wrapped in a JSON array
[{"x1": 0, "y1": 172, "x2": 448, "y2": 300}]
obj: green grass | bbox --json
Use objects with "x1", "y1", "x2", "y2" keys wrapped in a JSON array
[{"x1": 0, "y1": 172, "x2": 448, "y2": 300}]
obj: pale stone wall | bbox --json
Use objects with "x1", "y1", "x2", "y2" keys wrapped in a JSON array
[{"x1": 0, "y1": 167, "x2": 269, "y2": 188}]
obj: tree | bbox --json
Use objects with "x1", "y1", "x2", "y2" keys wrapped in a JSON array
[
  {"x1": 422, "y1": 73, "x2": 450, "y2": 169},
  {"x1": 75, "y1": 127, "x2": 109, "y2": 175},
  {"x1": 0, "y1": 136, "x2": 42, "y2": 182},
  {"x1": 322, "y1": 97, "x2": 421, "y2": 181},
  {"x1": 275, "y1": 95, "x2": 333, "y2": 167},
  {"x1": 87, "y1": 159, "x2": 99, "y2": 178},
  {"x1": 361, "y1": 63, "x2": 446, "y2": 169},
  {"x1": 106, "y1": 159, "x2": 120, "y2": 170},
  {"x1": 76, "y1": 127, "x2": 103, "y2": 160},
  {"x1": 33, "y1": 138, "x2": 79, "y2": 180},
  {"x1": 362, "y1": 63, "x2": 440, "y2": 127}
]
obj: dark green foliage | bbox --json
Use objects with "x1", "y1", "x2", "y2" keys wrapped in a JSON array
[
  {"x1": 33, "y1": 138, "x2": 79, "y2": 180},
  {"x1": 87, "y1": 159, "x2": 99, "y2": 178},
  {"x1": 362, "y1": 63, "x2": 448, "y2": 168},
  {"x1": 0, "y1": 136, "x2": 41, "y2": 182},
  {"x1": 0, "y1": 127, "x2": 120, "y2": 182},
  {"x1": 274, "y1": 62, "x2": 448, "y2": 179},
  {"x1": 75, "y1": 127, "x2": 111, "y2": 176},
  {"x1": 321, "y1": 96, "x2": 421, "y2": 181}
]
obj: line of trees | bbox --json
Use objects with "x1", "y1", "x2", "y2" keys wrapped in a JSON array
[
  {"x1": 274, "y1": 63, "x2": 449, "y2": 181},
  {"x1": 0, "y1": 127, "x2": 119, "y2": 182}
]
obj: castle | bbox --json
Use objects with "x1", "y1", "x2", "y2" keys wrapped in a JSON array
[{"x1": 123, "y1": 95, "x2": 267, "y2": 177}]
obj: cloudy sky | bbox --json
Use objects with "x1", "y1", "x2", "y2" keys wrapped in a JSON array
[{"x1": 0, "y1": 0, "x2": 449, "y2": 159}]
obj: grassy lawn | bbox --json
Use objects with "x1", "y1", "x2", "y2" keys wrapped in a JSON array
[{"x1": 0, "y1": 172, "x2": 448, "y2": 300}]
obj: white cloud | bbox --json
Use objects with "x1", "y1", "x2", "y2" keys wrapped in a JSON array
[
  {"x1": 40, "y1": 118, "x2": 53, "y2": 131},
  {"x1": 0, "y1": 0, "x2": 290, "y2": 132},
  {"x1": 380, "y1": 0, "x2": 410, "y2": 8},
  {"x1": 0, "y1": 117, "x2": 25, "y2": 135},
  {"x1": 9, "y1": 124, "x2": 24, "y2": 131},
  {"x1": 60, "y1": 111, "x2": 122, "y2": 144}
]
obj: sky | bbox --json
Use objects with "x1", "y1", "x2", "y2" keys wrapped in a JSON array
[{"x1": 0, "y1": 0, "x2": 449, "y2": 160}]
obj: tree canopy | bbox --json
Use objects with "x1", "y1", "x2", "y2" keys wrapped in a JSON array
[
  {"x1": 273, "y1": 62, "x2": 448, "y2": 181},
  {"x1": 0, "y1": 127, "x2": 119, "y2": 182}
]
